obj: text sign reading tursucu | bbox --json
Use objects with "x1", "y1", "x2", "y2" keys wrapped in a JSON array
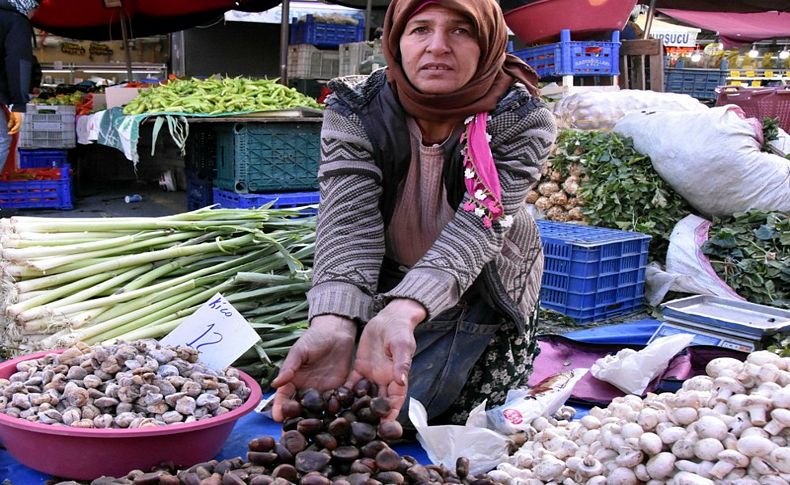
[{"x1": 160, "y1": 293, "x2": 261, "y2": 370}]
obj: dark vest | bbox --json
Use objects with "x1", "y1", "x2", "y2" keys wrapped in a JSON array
[{"x1": 331, "y1": 81, "x2": 466, "y2": 229}]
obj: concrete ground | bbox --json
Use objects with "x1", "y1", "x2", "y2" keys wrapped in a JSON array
[{"x1": 0, "y1": 180, "x2": 188, "y2": 219}]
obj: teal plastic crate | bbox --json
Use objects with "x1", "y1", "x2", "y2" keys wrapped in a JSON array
[
  {"x1": 214, "y1": 122, "x2": 321, "y2": 194},
  {"x1": 536, "y1": 221, "x2": 651, "y2": 323},
  {"x1": 665, "y1": 66, "x2": 728, "y2": 101},
  {"x1": 0, "y1": 164, "x2": 73, "y2": 210}
]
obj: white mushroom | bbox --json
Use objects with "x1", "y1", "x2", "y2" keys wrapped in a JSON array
[
  {"x1": 705, "y1": 357, "x2": 744, "y2": 378},
  {"x1": 743, "y1": 395, "x2": 773, "y2": 426},
  {"x1": 764, "y1": 408, "x2": 790, "y2": 436},
  {"x1": 694, "y1": 437, "x2": 725, "y2": 462},
  {"x1": 645, "y1": 452, "x2": 676, "y2": 480},
  {"x1": 746, "y1": 350, "x2": 783, "y2": 367},
  {"x1": 694, "y1": 415, "x2": 730, "y2": 440},
  {"x1": 768, "y1": 446, "x2": 790, "y2": 474},
  {"x1": 737, "y1": 435, "x2": 778, "y2": 457},
  {"x1": 638, "y1": 432, "x2": 663, "y2": 456},
  {"x1": 675, "y1": 459, "x2": 714, "y2": 477},
  {"x1": 671, "y1": 406, "x2": 698, "y2": 426},
  {"x1": 672, "y1": 471, "x2": 714, "y2": 485},
  {"x1": 605, "y1": 467, "x2": 637, "y2": 485},
  {"x1": 709, "y1": 449, "x2": 750, "y2": 479}
]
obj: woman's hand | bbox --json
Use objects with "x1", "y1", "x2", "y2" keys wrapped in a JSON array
[
  {"x1": 7, "y1": 112, "x2": 22, "y2": 135},
  {"x1": 271, "y1": 315, "x2": 356, "y2": 421},
  {"x1": 346, "y1": 298, "x2": 427, "y2": 421}
]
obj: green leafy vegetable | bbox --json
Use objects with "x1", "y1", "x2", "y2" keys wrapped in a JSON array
[
  {"x1": 550, "y1": 130, "x2": 694, "y2": 262},
  {"x1": 701, "y1": 210, "x2": 790, "y2": 309}
]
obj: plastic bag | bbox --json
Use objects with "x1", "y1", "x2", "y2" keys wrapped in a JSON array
[
  {"x1": 590, "y1": 334, "x2": 695, "y2": 395},
  {"x1": 614, "y1": 106, "x2": 790, "y2": 217},
  {"x1": 409, "y1": 398, "x2": 511, "y2": 475},
  {"x1": 554, "y1": 89, "x2": 707, "y2": 131},
  {"x1": 484, "y1": 369, "x2": 588, "y2": 434}
]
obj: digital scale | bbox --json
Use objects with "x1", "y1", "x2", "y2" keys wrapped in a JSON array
[{"x1": 650, "y1": 295, "x2": 790, "y2": 353}]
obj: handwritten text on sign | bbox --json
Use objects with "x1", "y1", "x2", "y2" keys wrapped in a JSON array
[{"x1": 160, "y1": 293, "x2": 261, "y2": 370}]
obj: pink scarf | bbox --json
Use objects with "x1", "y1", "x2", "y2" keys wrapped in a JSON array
[{"x1": 461, "y1": 112, "x2": 505, "y2": 228}]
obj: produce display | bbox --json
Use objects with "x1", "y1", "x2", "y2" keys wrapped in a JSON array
[
  {"x1": 58, "y1": 383, "x2": 494, "y2": 485},
  {"x1": 122, "y1": 77, "x2": 322, "y2": 116},
  {"x1": 702, "y1": 211, "x2": 789, "y2": 310},
  {"x1": 488, "y1": 350, "x2": 790, "y2": 484},
  {"x1": 0, "y1": 208, "x2": 315, "y2": 385},
  {"x1": 0, "y1": 340, "x2": 251, "y2": 428},
  {"x1": 32, "y1": 91, "x2": 85, "y2": 106},
  {"x1": 535, "y1": 129, "x2": 694, "y2": 262}
]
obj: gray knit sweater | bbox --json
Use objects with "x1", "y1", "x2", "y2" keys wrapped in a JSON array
[{"x1": 308, "y1": 71, "x2": 557, "y2": 326}]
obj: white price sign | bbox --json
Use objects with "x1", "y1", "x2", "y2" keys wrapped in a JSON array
[{"x1": 160, "y1": 293, "x2": 260, "y2": 370}]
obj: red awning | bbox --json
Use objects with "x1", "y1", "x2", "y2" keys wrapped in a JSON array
[{"x1": 658, "y1": 9, "x2": 790, "y2": 47}]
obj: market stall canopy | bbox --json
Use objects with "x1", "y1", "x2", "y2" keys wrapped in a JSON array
[
  {"x1": 635, "y1": 14, "x2": 700, "y2": 47},
  {"x1": 638, "y1": 0, "x2": 789, "y2": 13},
  {"x1": 658, "y1": 9, "x2": 790, "y2": 47},
  {"x1": 31, "y1": 0, "x2": 282, "y2": 41}
]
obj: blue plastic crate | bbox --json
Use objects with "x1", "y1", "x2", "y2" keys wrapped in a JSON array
[
  {"x1": 512, "y1": 29, "x2": 620, "y2": 78},
  {"x1": 0, "y1": 164, "x2": 73, "y2": 210},
  {"x1": 17, "y1": 149, "x2": 68, "y2": 169},
  {"x1": 290, "y1": 15, "x2": 364, "y2": 48},
  {"x1": 213, "y1": 188, "x2": 319, "y2": 213},
  {"x1": 665, "y1": 67, "x2": 728, "y2": 101},
  {"x1": 536, "y1": 220, "x2": 651, "y2": 323},
  {"x1": 186, "y1": 170, "x2": 214, "y2": 211}
]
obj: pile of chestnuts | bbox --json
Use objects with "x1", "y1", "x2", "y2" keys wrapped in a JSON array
[{"x1": 56, "y1": 381, "x2": 501, "y2": 485}]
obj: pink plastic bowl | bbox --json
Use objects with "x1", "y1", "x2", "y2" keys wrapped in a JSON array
[
  {"x1": 0, "y1": 350, "x2": 263, "y2": 480},
  {"x1": 504, "y1": 0, "x2": 637, "y2": 44}
]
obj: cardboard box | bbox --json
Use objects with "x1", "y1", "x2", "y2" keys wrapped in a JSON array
[
  {"x1": 90, "y1": 93, "x2": 107, "y2": 111},
  {"x1": 105, "y1": 84, "x2": 140, "y2": 108}
]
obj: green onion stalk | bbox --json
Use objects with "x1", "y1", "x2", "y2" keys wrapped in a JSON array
[{"x1": 1, "y1": 207, "x2": 316, "y2": 385}]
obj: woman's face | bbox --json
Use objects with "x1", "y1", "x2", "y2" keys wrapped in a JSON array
[{"x1": 398, "y1": 5, "x2": 481, "y2": 95}]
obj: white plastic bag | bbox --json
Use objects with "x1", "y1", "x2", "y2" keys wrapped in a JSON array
[
  {"x1": 590, "y1": 334, "x2": 695, "y2": 395},
  {"x1": 614, "y1": 106, "x2": 790, "y2": 217},
  {"x1": 664, "y1": 215, "x2": 745, "y2": 300},
  {"x1": 409, "y1": 398, "x2": 511, "y2": 475},
  {"x1": 554, "y1": 89, "x2": 707, "y2": 131}
]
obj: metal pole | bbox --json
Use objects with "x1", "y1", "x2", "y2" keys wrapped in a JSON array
[
  {"x1": 365, "y1": 0, "x2": 373, "y2": 41},
  {"x1": 280, "y1": 0, "x2": 290, "y2": 85},
  {"x1": 643, "y1": 0, "x2": 657, "y2": 40},
  {"x1": 119, "y1": 6, "x2": 134, "y2": 81}
]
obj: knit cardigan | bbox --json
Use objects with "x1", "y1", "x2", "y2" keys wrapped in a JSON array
[{"x1": 308, "y1": 70, "x2": 557, "y2": 330}]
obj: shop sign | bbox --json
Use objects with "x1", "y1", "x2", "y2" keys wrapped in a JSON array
[{"x1": 651, "y1": 31, "x2": 699, "y2": 48}]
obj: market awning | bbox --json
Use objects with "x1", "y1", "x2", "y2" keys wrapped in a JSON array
[
  {"x1": 658, "y1": 9, "x2": 790, "y2": 47},
  {"x1": 32, "y1": 0, "x2": 281, "y2": 41}
]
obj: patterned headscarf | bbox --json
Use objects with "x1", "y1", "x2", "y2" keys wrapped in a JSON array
[
  {"x1": 383, "y1": 0, "x2": 537, "y2": 228},
  {"x1": 7, "y1": 0, "x2": 39, "y2": 16},
  {"x1": 382, "y1": 0, "x2": 539, "y2": 123}
]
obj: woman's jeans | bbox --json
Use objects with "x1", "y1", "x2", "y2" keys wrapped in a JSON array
[{"x1": 0, "y1": 109, "x2": 11, "y2": 172}]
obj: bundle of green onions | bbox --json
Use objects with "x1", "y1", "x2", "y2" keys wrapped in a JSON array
[{"x1": 0, "y1": 207, "x2": 316, "y2": 386}]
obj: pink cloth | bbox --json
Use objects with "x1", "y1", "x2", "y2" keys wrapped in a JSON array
[
  {"x1": 407, "y1": 0, "x2": 440, "y2": 19},
  {"x1": 658, "y1": 9, "x2": 790, "y2": 48},
  {"x1": 463, "y1": 112, "x2": 504, "y2": 226}
]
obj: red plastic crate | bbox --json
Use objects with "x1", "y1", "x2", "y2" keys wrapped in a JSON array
[{"x1": 716, "y1": 86, "x2": 790, "y2": 133}]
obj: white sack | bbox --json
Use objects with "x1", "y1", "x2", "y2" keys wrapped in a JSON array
[
  {"x1": 665, "y1": 215, "x2": 743, "y2": 300},
  {"x1": 554, "y1": 89, "x2": 707, "y2": 131},
  {"x1": 614, "y1": 106, "x2": 790, "y2": 217}
]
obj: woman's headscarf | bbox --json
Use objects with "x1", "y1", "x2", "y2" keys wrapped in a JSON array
[{"x1": 382, "y1": 0, "x2": 539, "y2": 123}]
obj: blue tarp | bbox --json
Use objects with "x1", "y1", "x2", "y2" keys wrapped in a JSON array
[{"x1": 0, "y1": 320, "x2": 661, "y2": 483}]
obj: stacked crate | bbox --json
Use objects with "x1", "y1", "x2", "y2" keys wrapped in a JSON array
[
  {"x1": 338, "y1": 40, "x2": 386, "y2": 77},
  {"x1": 288, "y1": 14, "x2": 365, "y2": 93},
  {"x1": 185, "y1": 125, "x2": 216, "y2": 211},
  {"x1": 0, "y1": 104, "x2": 76, "y2": 209},
  {"x1": 210, "y1": 120, "x2": 321, "y2": 211}
]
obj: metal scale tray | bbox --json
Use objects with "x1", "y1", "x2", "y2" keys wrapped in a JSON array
[{"x1": 660, "y1": 295, "x2": 790, "y2": 338}]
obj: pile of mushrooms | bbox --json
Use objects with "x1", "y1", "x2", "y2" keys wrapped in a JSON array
[{"x1": 487, "y1": 350, "x2": 790, "y2": 485}]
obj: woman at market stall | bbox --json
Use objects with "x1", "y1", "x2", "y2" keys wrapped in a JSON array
[
  {"x1": 0, "y1": 0, "x2": 39, "y2": 171},
  {"x1": 272, "y1": 0, "x2": 556, "y2": 426}
]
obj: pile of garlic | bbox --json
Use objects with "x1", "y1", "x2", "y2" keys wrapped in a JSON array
[{"x1": 488, "y1": 350, "x2": 790, "y2": 485}]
